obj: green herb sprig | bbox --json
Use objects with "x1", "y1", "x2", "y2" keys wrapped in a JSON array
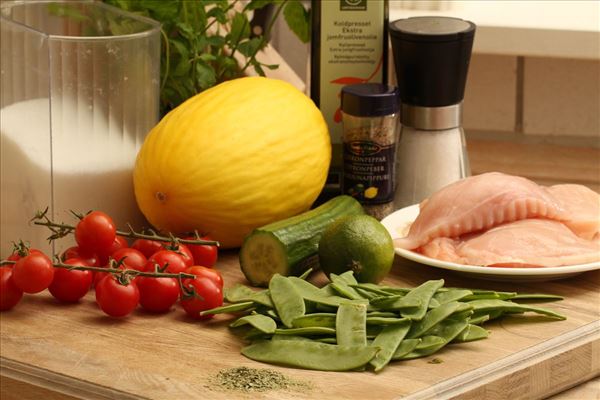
[{"x1": 103, "y1": 0, "x2": 310, "y2": 116}]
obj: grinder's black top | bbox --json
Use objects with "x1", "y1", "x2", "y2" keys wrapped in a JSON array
[{"x1": 389, "y1": 16, "x2": 476, "y2": 108}]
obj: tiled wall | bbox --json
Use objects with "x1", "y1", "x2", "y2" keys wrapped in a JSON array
[{"x1": 463, "y1": 54, "x2": 600, "y2": 144}]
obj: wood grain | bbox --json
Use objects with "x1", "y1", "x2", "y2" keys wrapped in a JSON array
[
  {"x1": 467, "y1": 139, "x2": 600, "y2": 192},
  {"x1": 1, "y1": 252, "x2": 599, "y2": 400}
]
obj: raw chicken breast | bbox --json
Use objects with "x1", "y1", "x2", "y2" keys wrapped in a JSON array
[
  {"x1": 547, "y1": 184, "x2": 600, "y2": 240},
  {"x1": 394, "y1": 172, "x2": 566, "y2": 250},
  {"x1": 418, "y1": 237, "x2": 462, "y2": 263},
  {"x1": 455, "y1": 219, "x2": 600, "y2": 267}
]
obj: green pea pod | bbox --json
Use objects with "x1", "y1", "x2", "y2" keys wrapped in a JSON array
[
  {"x1": 336, "y1": 302, "x2": 367, "y2": 346},
  {"x1": 315, "y1": 337, "x2": 337, "y2": 344},
  {"x1": 366, "y1": 317, "x2": 411, "y2": 326},
  {"x1": 468, "y1": 314, "x2": 490, "y2": 325},
  {"x1": 350, "y1": 283, "x2": 396, "y2": 297},
  {"x1": 265, "y1": 309, "x2": 280, "y2": 321},
  {"x1": 274, "y1": 327, "x2": 337, "y2": 336},
  {"x1": 510, "y1": 293, "x2": 564, "y2": 302},
  {"x1": 428, "y1": 298, "x2": 441, "y2": 308},
  {"x1": 401, "y1": 280, "x2": 445, "y2": 321},
  {"x1": 298, "y1": 268, "x2": 313, "y2": 280},
  {"x1": 224, "y1": 285, "x2": 273, "y2": 307},
  {"x1": 230, "y1": 314, "x2": 277, "y2": 334},
  {"x1": 289, "y1": 277, "x2": 367, "y2": 308},
  {"x1": 241, "y1": 341, "x2": 379, "y2": 371},
  {"x1": 330, "y1": 281, "x2": 364, "y2": 300},
  {"x1": 433, "y1": 289, "x2": 473, "y2": 305},
  {"x1": 391, "y1": 338, "x2": 421, "y2": 360},
  {"x1": 200, "y1": 301, "x2": 255, "y2": 316},
  {"x1": 367, "y1": 311, "x2": 398, "y2": 318},
  {"x1": 292, "y1": 313, "x2": 337, "y2": 328},
  {"x1": 272, "y1": 334, "x2": 311, "y2": 341},
  {"x1": 369, "y1": 319, "x2": 411, "y2": 372},
  {"x1": 468, "y1": 299, "x2": 566, "y2": 320},
  {"x1": 401, "y1": 319, "x2": 469, "y2": 360},
  {"x1": 370, "y1": 295, "x2": 422, "y2": 311},
  {"x1": 453, "y1": 324, "x2": 489, "y2": 343},
  {"x1": 270, "y1": 274, "x2": 306, "y2": 328},
  {"x1": 408, "y1": 301, "x2": 462, "y2": 338}
]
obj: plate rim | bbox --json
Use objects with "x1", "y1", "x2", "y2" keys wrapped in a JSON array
[{"x1": 381, "y1": 204, "x2": 600, "y2": 277}]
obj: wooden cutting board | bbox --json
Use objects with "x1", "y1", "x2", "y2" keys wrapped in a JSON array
[{"x1": 1, "y1": 252, "x2": 599, "y2": 400}]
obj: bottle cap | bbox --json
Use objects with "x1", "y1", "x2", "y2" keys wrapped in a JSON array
[
  {"x1": 389, "y1": 16, "x2": 476, "y2": 107},
  {"x1": 341, "y1": 83, "x2": 400, "y2": 117}
]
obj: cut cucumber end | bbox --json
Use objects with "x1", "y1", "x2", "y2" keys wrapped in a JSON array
[{"x1": 240, "y1": 231, "x2": 290, "y2": 287}]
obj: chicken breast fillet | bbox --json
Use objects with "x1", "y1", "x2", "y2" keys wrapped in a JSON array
[
  {"x1": 394, "y1": 172, "x2": 566, "y2": 250},
  {"x1": 418, "y1": 219, "x2": 600, "y2": 267}
]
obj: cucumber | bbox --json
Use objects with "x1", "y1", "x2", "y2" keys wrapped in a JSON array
[{"x1": 240, "y1": 196, "x2": 365, "y2": 287}]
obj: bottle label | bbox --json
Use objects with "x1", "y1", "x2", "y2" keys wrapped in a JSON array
[{"x1": 342, "y1": 140, "x2": 395, "y2": 204}]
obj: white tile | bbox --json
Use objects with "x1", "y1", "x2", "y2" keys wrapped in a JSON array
[
  {"x1": 523, "y1": 58, "x2": 600, "y2": 137},
  {"x1": 463, "y1": 54, "x2": 517, "y2": 132}
]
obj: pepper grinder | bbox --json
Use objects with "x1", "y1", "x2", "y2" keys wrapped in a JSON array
[{"x1": 389, "y1": 16, "x2": 476, "y2": 207}]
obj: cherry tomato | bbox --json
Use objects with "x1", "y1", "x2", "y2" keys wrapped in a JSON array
[
  {"x1": 147, "y1": 250, "x2": 188, "y2": 274},
  {"x1": 185, "y1": 266, "x2": 224, "y2": 289},
  {"x1": 111, "y1": 248, "x2": 147, "y2": 271},
  {"x1": 184, "y1": 236, "x2": 218, "y2": 267},
  {"x1": 12, "y1": 252, "x2": 55, "y2": 294},
  {"x1": 137, "y1": 276, "x2": 179, "y2": 313},
  {"x1": 131, "y1": 239, "x2": 164, "y2": 259},
  {"x1": 97, "y1": 236, "x2": 128, "y2": 266},
  {"x1": 95, "y1": 275, "x2": 139, "y2": 317},
  {"x1": 170, "y1": 243, "x2": 194, "y2": 267},
  {"x1": 0, "y1": 267, "x2": 23, "y2": 311},
  {"x1": 75, "y1": 211, "x2": 117, "y2": 255},
  {"x1": 7, "y1": 248, "x2": 43, "y2": 263},
  {"x1": 180, "y1": 276, "x2": 223, "y2": 320},
  {"x1": 61, "y1": 246, "x2": 99, "y2": 267},
  {"x1": 48, "y1": 258, "x2": 93, "y2": 303}
]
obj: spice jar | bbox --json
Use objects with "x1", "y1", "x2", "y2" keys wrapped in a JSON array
[{"x1": 341, "y1": 83, "x2": 400, "y2": 220}]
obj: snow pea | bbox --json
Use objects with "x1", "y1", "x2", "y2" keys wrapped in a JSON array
[
  {"x1": 468, "y1": 299, "x2": 566, "y2": 320},
  {"x1": 400, "y1": 319, "x2": 469, "y2": 360},
  {"x1": 370, "y1": 319, "x2": 411, "y2": 372},
  {"x1": 241, "y1": 340, "x2": 379, "y2": 371},
  {"x1": 274, "y1": 327, "x2": 336, "y2": 336},
  {"x1": 224, "y1": 284, "x2": 273, "y2": 308},
  {"x1": 400, "y1": 279, "x2": 445, "y2": 321},
  {"x1": 468, "y1": 314, "x2": 490, "y2": 325},
  {"x1": 271, "y1": 334, "x2": 311, "y2": 341},
  {"x1": 292, "y1": 313, "x2": 336, "y2": 328},
  {"x1": 230, "y1": 314, "x2": 277, "y2": 334},
  {"x1": 370, "y1": 295, "x2": 422, "y2": 310},
  {"x1": 350, "y1": 283, "x2": 397, "y2": 297},
  {"x1": 336, "y1": 302, "x2": 367, "y2": 347},
  {"x1": 200, "y1": 301, "x2": 255, "y2": 316},
  {"x1": 269, "y1": 274, "x2": 305, "y2": 328},
  {"x1": 453, "y1": 324, "x2": 489, "y2": 343},
  {"x1": 407, "y1": 301, "x2": 462, "y2": 338},
  {"x1": 288, "y1": 277, "x2": 365, "y2": 308},
  {"x1": 433, "y1": 289, "x2": 473, "y2": 305},
  {"x1": 366, "y1": 317, "x2": 411, "y2": 326},
  {"x1": 391, "y1": 338, "x2": 421, "y2": 360},
  {"x1": 367, "y1": 311, "x2": 398, "y2": 318},
  {"x1": 510, "y1": 293, "x2": 564, "y2": 302},
  {"x1": 298, "y1": 268, "x2": 313, "y2": 280}
]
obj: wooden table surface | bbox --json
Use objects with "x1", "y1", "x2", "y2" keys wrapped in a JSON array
[{"x1": 1, "y1": 251, "x2": 599, "y2": 400}]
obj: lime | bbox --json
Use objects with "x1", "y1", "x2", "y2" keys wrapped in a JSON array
[{"x1": 318, "y1": 215, "x2": 395, "y2": 283}]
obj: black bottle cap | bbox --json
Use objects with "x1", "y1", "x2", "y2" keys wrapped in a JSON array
[
  {"x1": 389, "y1": 16, "x2": 476, "y2": 107},
  {"x1": 341, "y1": 83, "x2": 400, "y2": 117}
]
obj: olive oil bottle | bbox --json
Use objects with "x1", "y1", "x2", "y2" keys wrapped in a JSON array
[{"x1": 311, "y1": 0, "x2": 389, "y2": 198}]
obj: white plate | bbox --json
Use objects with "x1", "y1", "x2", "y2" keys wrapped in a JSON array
[{"x1": 381, "y1": 204, "x2": 600, "y2": 282}]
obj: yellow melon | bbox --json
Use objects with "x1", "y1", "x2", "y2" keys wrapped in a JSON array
[{"x1": 133, "y1": 77, "x2": 331, "y2": 248}]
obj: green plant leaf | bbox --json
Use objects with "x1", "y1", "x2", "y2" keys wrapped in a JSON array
[
  {"x1": 237, "y1": 37, "x2": 264, "y2": 58},
  {"x1": 195, "y1": 62, "x2": 217, "y2": 90},
  {"x1": 283, "y1": 0, "x2": 310, "y2": 43},
  {"x1": 247, "y1": 0, "x2": 278, "y2": 11},
  {"x1": 230, "y1": 12, "x2": 251, "y2": 45}
]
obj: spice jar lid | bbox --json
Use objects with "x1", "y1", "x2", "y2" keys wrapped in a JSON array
[{"x1": 341, "y1": 83, "x2": 400, "y2": 117}]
